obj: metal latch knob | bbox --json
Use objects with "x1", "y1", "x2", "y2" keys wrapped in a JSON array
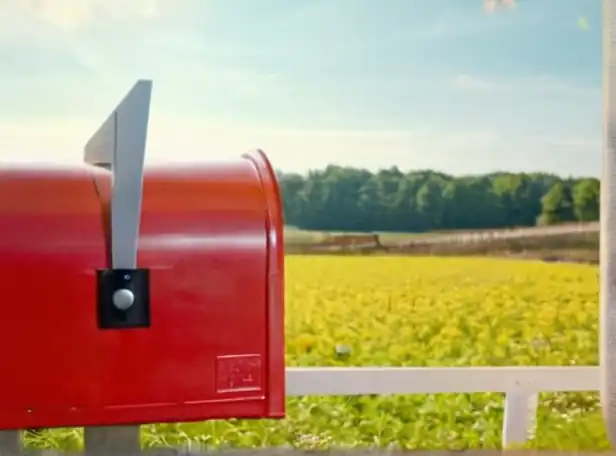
[{"x1": 112, "y1": 288, "x2": 135, "y2": 310}]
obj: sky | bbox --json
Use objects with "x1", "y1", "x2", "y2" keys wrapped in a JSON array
[{"x1": 0, "y1": 0, "x2": 602, "y2": 177}]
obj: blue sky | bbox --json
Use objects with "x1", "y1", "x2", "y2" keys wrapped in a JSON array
[{"x1": 0, "y1": 0, "x2": 602, "y2": 176}]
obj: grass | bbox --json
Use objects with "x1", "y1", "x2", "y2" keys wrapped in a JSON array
[{"x1": 22, "y1": 256, "x2": 605, "y2": 451}]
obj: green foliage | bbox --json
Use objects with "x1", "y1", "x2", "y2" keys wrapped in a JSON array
[
  {"x1": 278, "y1": 167, "x2": 600, "y2": 232},
  {"x1": 573, "y1": 178, "x2": 600, "y2": 222},
  {"x1": 540, "y1": 182, "x2": 575, "y2": 225}
]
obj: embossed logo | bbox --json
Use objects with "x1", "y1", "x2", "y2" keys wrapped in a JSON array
[{"x1": 216, "y1": 354, "x2": 263, "y2": 393}]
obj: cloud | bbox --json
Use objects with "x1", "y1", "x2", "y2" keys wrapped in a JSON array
[
  {"x1": 0, "y1": 0, "x2": 218, "y2": 98},
  {"x1": 451, "y1": 72, "x2": 598, "y2": 98},
  {"x1": 4, "y1": 0, "x2": 167, "y2": 30},
  {"x1": 452, "y1": 73, "x2": 494, "y2": 91},
  {"x1": 0, "y1": 0, "x2": 191, "y2": 77},
  {"x1": 483, "y1": 0, "x2": 517, "y2": 14}
]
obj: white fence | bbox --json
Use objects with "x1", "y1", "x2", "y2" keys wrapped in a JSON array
[
  {"x1": 402, "y1": 222, "x2": 600, "y2": 247},
  {"x1": 286, "y1": 366, "x2": 599, "y2": 448}
]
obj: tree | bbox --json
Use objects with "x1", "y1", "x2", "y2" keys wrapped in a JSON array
[
  {"x1": 573, "y1": 178, "x2": 600, "y2": 221},
  {"x1": 278, "y1": 167, "x2": 599, "y2": 232},
  {"x1": 538, "y1": 182, "x2": 575, "y2": 225},
  {"x1": 416, "y1": 177, "x2": 446, "y2": 230}
]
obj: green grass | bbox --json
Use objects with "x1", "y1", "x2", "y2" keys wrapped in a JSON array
[{"x1": 22, "y1": 399, "x2": 610, "y2": 451}]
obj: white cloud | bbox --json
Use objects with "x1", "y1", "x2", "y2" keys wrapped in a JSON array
[
  {"x1": 483, "y1": 0, "x2": 517, "y2": 14},
  {"x1": 3, "y1": 0, "x2": 167, "y2": 30},
  {"x1": 451, "y1": 72, "x2": 598, "y2": 98},
  {"x1": 452, "y1": 73, "x2": 494, "y2": 91},
  {"x1": 0, "y1": 0, "x2": 199, "y2": 79}
]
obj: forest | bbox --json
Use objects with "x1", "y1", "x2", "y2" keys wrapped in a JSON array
[{"x1": 277, "y1": 165, "x2": 600, "y2": 232}]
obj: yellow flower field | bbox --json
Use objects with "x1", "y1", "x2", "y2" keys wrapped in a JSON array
[{"x1": 28, "y1": 256, "x2": 604, "y2": 450}]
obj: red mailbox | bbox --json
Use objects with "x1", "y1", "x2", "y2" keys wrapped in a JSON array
[{"x1": 0, "y1": 81, "x2": 285, "y2": 430}]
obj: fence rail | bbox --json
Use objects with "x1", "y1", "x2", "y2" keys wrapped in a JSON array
[{"x1": 286, "y1": 366, "x2": 599, "y2": 448}]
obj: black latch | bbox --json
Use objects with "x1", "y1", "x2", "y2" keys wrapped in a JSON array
[{"x1": 97, "y1": 268, "x2": 150, "y2": 329}]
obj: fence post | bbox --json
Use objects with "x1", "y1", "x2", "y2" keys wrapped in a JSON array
[
  {"x1": 84, "y1": 426, "x2": 141, "y2": 455},
  {"x1": 502, "y1": 391, "x2": 538, "y2": 448},
  {"x1": 601, "y1": 0, "x2": 616, "y2": 446}
]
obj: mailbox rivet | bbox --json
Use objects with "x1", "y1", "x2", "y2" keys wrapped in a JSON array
[{"x1": 112, "y1": 288, "x2": 135, "y2": 310}]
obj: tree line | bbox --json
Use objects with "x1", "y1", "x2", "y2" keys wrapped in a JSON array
[{"x1": 277, "y1": 166, "x2": 600, "y2": 232}]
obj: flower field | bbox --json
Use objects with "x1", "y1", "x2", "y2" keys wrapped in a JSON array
[{"x1": 28, "y1": 256, "x2": 604, "y2": 451}]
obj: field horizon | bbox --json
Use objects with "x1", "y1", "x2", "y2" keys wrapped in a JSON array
[{"x1": 284, "y1": 222, "x2": 600, "y2": 264}]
